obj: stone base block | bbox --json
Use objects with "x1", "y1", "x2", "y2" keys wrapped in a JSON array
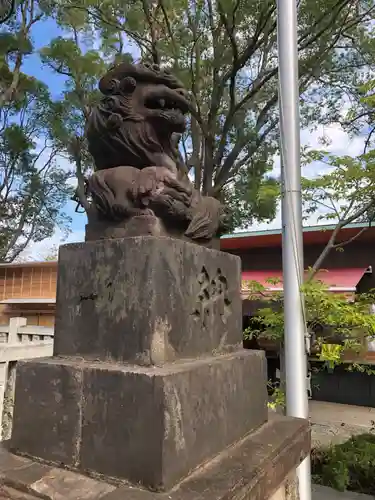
[
  {"x1": 10, "y1": 350, "x2": 267, "y2": 491},
  {"x1": 1, "y1": 415, "x2": 310, "y2": 500},
  {"x1": 85, "y1": 215, "x2": 220, "y2": 250},
  {"x1": 54, "y1": 236, "x2": 242, "y2": 365}
]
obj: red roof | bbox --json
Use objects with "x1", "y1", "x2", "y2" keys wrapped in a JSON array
[
  {"x1": 242, "y1": 268, "x2": 370, "y2": 292},
  {"x1": 221, "y1": 223, "x2": 375, "y2": 250}
]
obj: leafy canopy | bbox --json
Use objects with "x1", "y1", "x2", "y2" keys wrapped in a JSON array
[{"x1": 43, "y1": 0, "x2": 375, "y2": 227}]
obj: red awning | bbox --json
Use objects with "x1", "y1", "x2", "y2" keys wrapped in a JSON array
[{"x1": 242, "y1": 268, "x2": 371, "y2": 294}]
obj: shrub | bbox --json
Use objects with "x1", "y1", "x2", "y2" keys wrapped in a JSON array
[{"x1": 312, "y1": 433, "x2": 375, "y2": 495}]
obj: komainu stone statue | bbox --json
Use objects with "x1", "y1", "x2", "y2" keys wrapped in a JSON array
[
  {"x1": 4, "y1": 66, "x2": 309, "y2": 500},
  {"x1": 85, "y1": 62, "x2": 227, "y2": 247}
]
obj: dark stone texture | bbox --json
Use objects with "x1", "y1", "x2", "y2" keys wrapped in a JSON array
[
  {"x1": 10, "y1": 350, "x2": 267, "y2": 491},
  {"x1": 0, "y1": 485, "x2": 40, "y2": 500},
  {"x1": 10, "y1": 360, "x2": 82, "y2": 467},
  {"x1": 84, "y1": 62, "x2": 227, "y2": 246},
  {"x1": 30, "y1": 468, "x2": 115, "y2": 499},
  {"x1": 0, "y1": 446, "x2": 30, "y2": 473},
  {"x1": 86, "y1": 214, "x2": 169, "y2": 241},
  {"x1": 85, "y1": 216, "x2": 221, "y2": 250},
  {"x1": 87, "y1": 63, "x2": 189, "y2": 172},
  {"x1": 54, "y1": 237, "x2": 242, "y2": 365},
  {"x1": 81, "y1": 364, "x2": 165, "y2": 489},
  {"x1": 2, "y1": 463, "x2": 49, "y2": 485},
  {"x1": 1, "y1": 415, "x2": 310, "y2": 500},
  {"x1": 0, "y1": 463, "x2": 50, "y2": 492}
]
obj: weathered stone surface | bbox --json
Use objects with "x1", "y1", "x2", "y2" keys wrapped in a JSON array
[
  {"x1": 85, "y1": 216, "x2": 221, "y2": 250},
  {"x1": 0, "y1": 462, "x2": 50, "y2": 490},
  {"x1": 285, "y1": 474, "x2": 299, "y2": 500},
  {"x1": 54, "y1": 237, "x2": 242, "y2": 365},
  {"x1": 10, "y1": 350, "x2": 267, "y2": 491},
  {"x1": 86, "y1": 215, "x2": 169, "y2": 241},
  {"x1": 0, "y1": 447, "x2": 30, "y2": 473},
  {"x1": 84, "y1": 62, "x2": 227, "y2": 246},
  {"x1": 0, "y1": 485, "x2": 40, "y2": 499},
  {"x1": 31, "y1": 468, "x2": 116, "y2": 500},
  {"x1": 10, "y1": 361, "x2": 82, "y2": 467},
  {"x1": 1, "y1": 415, "x2": 310, "y2": 500}
]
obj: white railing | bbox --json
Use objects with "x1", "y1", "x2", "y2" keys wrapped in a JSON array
[{"x1": 0, "y1": 318, "x2": 54, "y2": 440}]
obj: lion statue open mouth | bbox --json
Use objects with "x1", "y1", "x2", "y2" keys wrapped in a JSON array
[
  {"x1": 86, "y1": 62, "x2": 190, "y2": 173},
  {"x1": 85, "y1": 62, "x2": 227, "y2": 247}
]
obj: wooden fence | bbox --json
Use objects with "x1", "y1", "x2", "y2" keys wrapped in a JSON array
[{"x1": 0, "y1": 317, "x2": 54, "y2": 440}]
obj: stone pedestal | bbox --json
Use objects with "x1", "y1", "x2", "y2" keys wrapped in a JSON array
[
  {"x1": 10, "y1": 351, "x2": 266, "y2": 491},
  {"x1": 4, "y1": 237, "x2": 310, "y2": 498},
  {"x1": 0, "y1": 415, "x2": 310, "y2": 500},
  {"x1": 53, "y1": 236, "x2": 243, "y2": 365}
]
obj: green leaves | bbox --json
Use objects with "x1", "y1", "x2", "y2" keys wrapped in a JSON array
[
  {"x1": 312, "y1": 434, "x2": 375, "y2": 494},
  {"x1": 45, "y1": 0, "x2": 375, "y2": 226},
  {"x1": 302, "y1": 145, "x2": 375, "y2": 228},
  {"x1": 40, "y1": 37, "x2": 106, "y2": 82},
  {"x1": 0, "y1": 0, "x2": 74, "y2": 261},
  {"x1": 245, "y1": 275, "x2": 375, "y2": 368},
  {"x1": 1, "y1": 0, "x2": 373, "y2": 251}
]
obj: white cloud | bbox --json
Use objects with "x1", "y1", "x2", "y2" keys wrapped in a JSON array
[
  {"x1": 252, "y1": 122, "x2": 366, "y2": 232},
  {"x1": 19, "y1": 229, "x2": 85, "y2": 262},
  {"x1": 19, "y1": 102, "x2": 367, "y2": 249}
]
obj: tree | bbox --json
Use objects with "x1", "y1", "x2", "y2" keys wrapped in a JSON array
[
  {"x1": 47, "y1": 0, "x2": 375, "y2": 228},
  {"x1": 302, "y1": 149, "x2": 375, "y2": 277},
  {"x1": 340, "y1": 77, "x2": 375, "y2": 153},
  {"x1": 244, "y1": 277, "x2": 375, "y2": 411},
  {"x1": 43, "y1": 244, "x2": 59, "y2": 261},
  {"x1": 301, "y1": 76, "x2": 375, "y2": 277},
  {"x1": 40, "y1": 29, "x2": 107, "y2": 212},
  {"x1": 245, "y1": 76, "x2": 375, "y2": 401},
  {"x1": 0, "y1": 0, "x2": 40, "y2": 107},
  {"x1": 246, "y1": 278, "x2": 375, "y2": 347},
  {"x1": 0, "y1": 81, "x2": 73, "y2": 261},
  {"x1": 0, "y1": 0, "x2": 73, "y2": 261}
]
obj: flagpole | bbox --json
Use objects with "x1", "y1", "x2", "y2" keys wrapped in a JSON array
[{"x1": 277, "y1": 0, "x2": 311, "y2": 498}]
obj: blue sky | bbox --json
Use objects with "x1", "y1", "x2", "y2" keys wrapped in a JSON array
[
  {"x1": 24, "y1": 18, "x2": 88, "y2": 239},
  {"x1": 19, "y1": 15, "x2": 366, "y2": 258},
  {"x1": 23, "y1": 18, "x2": 143, "y2": 249}
]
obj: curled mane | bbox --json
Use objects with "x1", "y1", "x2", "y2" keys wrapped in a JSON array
[{"x1": 86, "y1": 95, "x2": 175, "y2": 170}]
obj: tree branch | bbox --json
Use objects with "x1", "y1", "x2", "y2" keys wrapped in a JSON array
[
  {"x1": 69, "y1": 137, "x2": 90, "y2": 213},
  {"x1": 141, "y1": 0, "x2": 160, "y2": 64},
  {"x1": 308, "y1": 201, "x2": 375, "y2": 280},
  {"x1": 332, "y1": 226, "x2": 369, "y2": 249}
]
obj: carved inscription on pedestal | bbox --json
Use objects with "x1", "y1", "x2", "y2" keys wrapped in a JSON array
[{"x1": 192, "y1": 266, "x2": 231, "y2": 327}]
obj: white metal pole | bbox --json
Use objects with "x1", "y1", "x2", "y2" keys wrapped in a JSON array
[{"x1": 277, "y1": 0, "x2": 311, "y2": 499}]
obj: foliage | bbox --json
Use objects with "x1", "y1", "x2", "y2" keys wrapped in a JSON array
[
  {"x1": 312, "y1": 433, "x2": 375, "y2": 494},
  {"x1": 302, "y1": 150, "x2": 375, "y2": 227},
  {"x1": 300, "y1": 150, "x2": 375, "y2": 275},
  {"x1": 342, "y1": 77, "x2": 375, "y2": 153},
  {"x1": 0, "y1": 0, "x2": 73, "y2": 261},
  {"x1": 40, "y1": 33, "x2": 107, "y2": 210},
  {"x1": 0, "y1": 0, "x2": 40, "y2": 107},
  {"x1": 0, "y1": 92, "x2": 73, "y2": 261},
  {"x1": 43, "y1": 0, "x2": 375, "y2": 227},
  {"x1": 43, "y1": 244, "x2": 59, "y2": 261},
  {"x1": 301, "y1": 70, "x2": 375, "y2": 232},
  {"x1": 1, "y1": 0, "x2": 374, "y2": 256},
  {"x1": 267, "y1": 385, "x2": 285, "y2": 411},
  {"x1": 244, "y1": 276, "x2": 375, "y2": 367}
]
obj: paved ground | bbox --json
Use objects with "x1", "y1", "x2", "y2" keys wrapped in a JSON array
[
  {"x1": 270, "y1": 400, "x2": 375, "y2": 448},
  {"x1": 310, "y1": 401, "x2": 375, "y2": 428},
  {"x1": 313, "y1": 484, "x2": 375, "y2": 499},
  {"x1": 309, "y1": 400, "x2": 375, "y2": 448}
]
